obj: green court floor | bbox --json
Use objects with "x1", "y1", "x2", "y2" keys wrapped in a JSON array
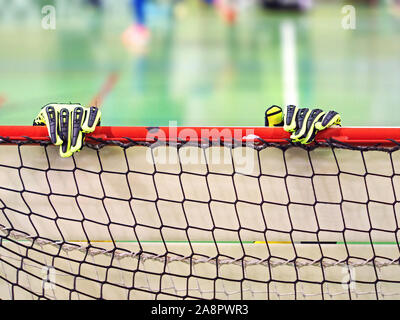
[{"x1": 0, "y1": 0, "x2": 399, "y2": 127}]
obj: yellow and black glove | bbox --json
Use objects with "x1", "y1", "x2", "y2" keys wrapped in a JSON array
[
  {"x1": 33, "y1": 103, "x2": 101, "y2": 158},
  {"x1": 265, "y1": 105, "x2": 341, "y2": 144}
]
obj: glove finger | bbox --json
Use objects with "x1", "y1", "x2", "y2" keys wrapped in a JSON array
[
  {"x1": 265, "y1": 105, "x2": 283, "y2": 127},
  {"x1": 289, "y1": 108, "x2": 311, "y2": 141},
  {"x1": 81, "y1": 106, "x2": 101, "y2": 133},
  {"x1": 44, "y1": 105, "x2": 63, "y2": 146},
  {"x1": 71, "y1": 107, "x2": 84, "y2": 149},
  {"x1": 301, "y1": 109, "x2": 325, "y2": 144},
  {"x1": 70, "y1": 131, "x2": 84, "y2": 155},
  {"x1": 33, "y1": 108, "x2": 46, "y2": 126},
  {"x1": 59, "y1": 108, "x2": 72, "y2": 158},
  {"x1": 315, "y1": 111, "x2": 341, "y2": 131},
  {"x1": 284, "y1": 105, "x2": 298, "y2": 132}
]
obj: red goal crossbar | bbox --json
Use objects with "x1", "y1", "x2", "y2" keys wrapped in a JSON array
[{"x1": 0, "y1": 126, "x2": 399, "y2": 146}]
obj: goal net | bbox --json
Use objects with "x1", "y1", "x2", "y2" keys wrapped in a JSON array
[{"x1": 0, "y1": 125, "x2": 400, "y2": 300}]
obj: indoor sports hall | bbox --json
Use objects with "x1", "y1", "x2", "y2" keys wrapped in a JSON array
[{"x1": 1, "y1": 0, "x2": 400, "y2": 301}]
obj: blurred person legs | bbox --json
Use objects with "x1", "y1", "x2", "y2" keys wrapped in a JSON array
[
  {"x1": 122, "y1": 0, "x2": 151, "y2": 54},
  {"x1": 261, "y1": 0, "x2": 313, "y2": 11},
  {"x1": 86, "y1": 0, "x2": 102, "y2": 8}
]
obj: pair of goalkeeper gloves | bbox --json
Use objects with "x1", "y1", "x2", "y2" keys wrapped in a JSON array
[
  {"x1": 265, "y1": 105, "x2": 341, "y2": 144},
  {"x1": 33, "y1": 104, "x2": 101, "y2": 158},
  {"x1": 32, "y1": 103, "x2": 339, "y2": 157}
]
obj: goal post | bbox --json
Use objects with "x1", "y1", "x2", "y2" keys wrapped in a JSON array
[{"x1": 0, "y1": 125, "x2": 400, "y2": 300}]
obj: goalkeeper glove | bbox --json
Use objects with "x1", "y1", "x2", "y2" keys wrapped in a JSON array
[
  {"x1": 265, "y1": 105, "x2": 341, "y2": 144},
  {"x1": 33, "y1": 103, "x2": 101, "y2": 158}
]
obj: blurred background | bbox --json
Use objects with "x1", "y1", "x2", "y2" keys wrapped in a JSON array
[{"x1": 0, "y1": 0, "x2": 399, "y2": 126}]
